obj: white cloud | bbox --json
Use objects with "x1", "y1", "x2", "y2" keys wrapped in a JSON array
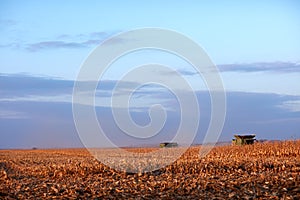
[
  {"x1": 0, "y1": 94, "x2": 72, "y2": 103},
  {"x1": 0, "y1": 110, "x2": 28, "y2": 119},
  {"x1": 278, "y1": 100, "x2": 300, "y2": 112}
]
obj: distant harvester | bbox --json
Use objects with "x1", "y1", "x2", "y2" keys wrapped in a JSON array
[
  {"x1": 160, "y1": 142, "x2": 178, "y2": 148},
  {"x1": 232, "y1": 134, "x2": 256, "y2": 145}
]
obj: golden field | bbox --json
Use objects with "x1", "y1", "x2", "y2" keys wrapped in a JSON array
[{"x1": 0, "y1": 141, "x2": 300, "y2": 199}]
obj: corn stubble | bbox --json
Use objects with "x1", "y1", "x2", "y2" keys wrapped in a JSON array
[{"x1": 0, "y1": 141, "x2": 299, "y2": 199}]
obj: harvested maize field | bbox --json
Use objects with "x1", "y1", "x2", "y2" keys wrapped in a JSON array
[{"x1": 1, "y1": 141, "x2": 300, "y2": 199}]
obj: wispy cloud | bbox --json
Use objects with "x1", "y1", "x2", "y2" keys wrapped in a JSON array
[
  {"x1": 218, "y1": 62, "x2": 300, "y2": 73},
  {"x1": 158, "y1": 68, "x2": 198, "y2": 76},
  {"x1": 26, "y1": 30, "x2": 125, "y2": 51},
  {"x1": 0, "y1": 42, "x2": 22, "y2": 50},
  {"x1": 0, "y1": 110, "x2": 28, "y2": 119},
  {"x1": 1, "y1": 30, "x2": 123, "y2": 52},
  {"x1": 26, "y1": 41, "x2": 86, "y2": 51},
  {"x1": 0, "y1": 73, "x2": 173, "y2": 110},
  {"x1": 0, "y1": 94, "x2": 72, "y2": 104},
  {"x1": 55, "y1": 31, "x2": 112, "y2": 40},
  {"x1": 150, "y1": 62, "x2": 300, "y2": 77},
  {"x1": 0, "y1": 73, "x2": 74, "y2": 98},
  {"x1": 278, "y1": 100, "x2": 300, "y2": 112}
]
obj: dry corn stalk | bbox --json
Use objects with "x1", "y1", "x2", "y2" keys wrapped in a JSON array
[{"x1": 0, "y1": 140, "x2": 299, "y2": 199}]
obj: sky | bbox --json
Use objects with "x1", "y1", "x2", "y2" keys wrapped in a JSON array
[{"x1": 0, "y1": 0, "x2": 300, "y2": 148}]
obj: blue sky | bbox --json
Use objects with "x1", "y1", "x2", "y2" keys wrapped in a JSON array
[{"x1": 1, "y1": 0, "x2": 300, "y2": 148}]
